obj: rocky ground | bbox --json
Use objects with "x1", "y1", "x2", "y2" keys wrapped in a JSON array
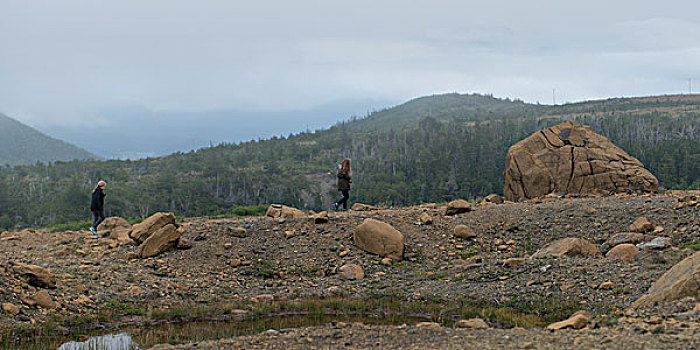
[{"x1": 0, "y1": 192, "x2": 698, "y2": 349}]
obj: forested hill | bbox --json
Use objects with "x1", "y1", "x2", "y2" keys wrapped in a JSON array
[
  {"x1": 1, "y1": 93, "x2": 698, "y2": 229},
  {"x1": 0, "y1": 113, "x2": 97, "y2": 166}
]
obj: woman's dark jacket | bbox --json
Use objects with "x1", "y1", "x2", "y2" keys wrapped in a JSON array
[
  {"x1": 90, "y1": 187, "x2": 105, "y2": 211},
  {"x1": 337, "y1": 171, "x2": 352, "y2": 191}
]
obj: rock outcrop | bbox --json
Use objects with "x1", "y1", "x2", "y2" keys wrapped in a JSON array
[
  {"x1": 354, "y1": 219, "x2": 404, "y2": 261},
  {"x1": 504, "y1": 121, "x2": 658, "y2": 201},
  {"x1": 632, "y1": 251, "x2": 700, "y2": 307}
]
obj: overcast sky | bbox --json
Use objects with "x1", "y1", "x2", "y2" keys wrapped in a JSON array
[{"x1": 1, "y1": 0, "x2": 699, "y2": 130}]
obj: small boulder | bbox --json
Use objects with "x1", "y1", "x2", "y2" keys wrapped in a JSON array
[
  {"x1": 607, "y1": 232, "x2": 646, "y2": 247},
  {"x1": 351, "y1": 203, "x2": 380, "y2": 211},
  {"x1": 354, "y1": 219, "x2": 404, "y2": 261},
  {"x1": 636, "y1": 237, "x2": 670, "y2": 250},
  {"x1": 606, "y1": 244, "x2": 638, "y2": 262},
  {"x1": 13, "y1": 263, "x2": 56, "y2": 288},
  {"x1": 445, "y1": 200, "x2": 472, "y2": 216},
  {"x1": 130, "y1": 212, "x2": 177, "y2": 244},
  {"x1": 313, "y1": 211, "x2": 329, "y2": 224},
  {"x1": 456, "y1": 318, "x2": 489, "y2": 329},
  {"x1": 2, "y1": 303, "x2": 19, "y2": 316},
  {"x1": 632, "y1": 251, "x2": 700, "y2": 307},
  {"x1": 338, "y1": 264, "x2": 364, "y2": 280},
  {"x1": 416, "y1": 322, "x2": 441, "y2": 328},
  {"x1": 96, "y1": 217, "x2": 132, "y2": 238},
  {"x1": 138, "y1": 224, "x2": 180, "y2": 258},
  {"x1": 419, "y1": 212, "x2": 433, "y2": 225},
  {"x1": 228, "y1": 227, "x2": 247, "y2": 238},
  {"x1": 503, "y1": 258, "x2": 527, "y2": 268},
  {"x1": 266, "y1": 204, "x2": 306, "y2": 218},
  {"x1": 484, "y1": 194, "x2": 503, "y2": 204},
  {"x1": 598, "y1": 281, "x2": 615, "y2": 290},
  {"x1": 454, "y1": 225, "x2": 476, "y2": 239},
  {"x1": 546, "y1": 311, "x2": 591, "y2": 330},
  {"x1": 629, "y1": 217, "x2": 653, "y2": 233},
  {"x1": 22, "y1": 290, "x2": 58, "y2": 309},
  {"x1": 531, "y1": 238, "x2": 600, "y2": 258}
]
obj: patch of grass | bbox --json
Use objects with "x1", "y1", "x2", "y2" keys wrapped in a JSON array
[{"x1": 681, "y1": 240, "x2": 700, "y2": 251}]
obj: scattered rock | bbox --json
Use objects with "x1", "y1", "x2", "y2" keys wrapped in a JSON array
[
  {"x1": 607, "y1": 232, "x2": 646, "y2": 247},
  {"x1": 454, "y1": 225, "x2": 476, "y2": 239},
  {"x1": 445, "y1": 200, "x2": 472, "y2": 216},
  {"x1": 633, "y1": 251, "x2": 700, "y2": 307},
  {"x1": 351, "y1": 203, "x2": 380, "y2": 211},
  {"x1": 503, "y1": 258, "x2": 526, "y2": 268},
  {"x1": 598, "y1": 281, "x2": 615, "y2": 290},
  {"x1": 1, "y1": 303, "x2": 19, "y2": 316},
  {"x1": 546, "y1": 311, "x2": 591, "y2": 330},
  {"x1": 251, "y1": 294, "x2": 274, "y2": 303},
  {"x1": 456, "y1": 318, "x2": 489, "y2": 329},
  {"x1": 338, "y1": 264, "x2": 364, "y2": 280},
  {"x1": 419, "y1": 212, "x2": 433, "y2": 225},
  {"x1": 13, "y1": 263, "x2": 56, "y2": 288},
  {"x1": 629, "y1": 217, "x2": 653, "y2": 233},
  {"x1": 354, "y1": 219, "x2": 404, "y2": 261},
  {"x1": 22, "y1": 290, "x2": 58, "y2": 309},
  {"x1": 138, "y1": 224, "x2": 180, "y2": 258},
  {"x1": 228, "y1": 227, "x2": 247, "y2": 238},
  {"x1": 130, "y1": 212, "x2": 177, "y2": 244},
  {"x1": 606, "y1": 244, "x2": 638, "y2": 262},
  {"x1": 416, "y1": 322, "x2": 441, "y2": 328},
  {"x1": 265, "y1": 204, "x2": 307, "y2": 218},
  {"x1": 531, "y1": 238, "x2": 600, "y2": 258},
  {"x1": 636, "y1": 237, "x2": 670, "y2": 251},
  {"x1": 313, "y1": 211, "x2": 329, "y2": 224},
  {"x1": 176, "y1": 238, "x2": 192, "y2": 250},
  {"x1": 484, "y1": 194, "x2": 503, "y2": 204},
  {"x1": 96, "y1": 217, "x2": 133, "y2": 244},
  {"x1": 504, "y1": 121, "x2": 658, "y2": 201}
]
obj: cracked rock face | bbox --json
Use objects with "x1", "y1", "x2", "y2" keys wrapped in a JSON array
[{"x1": 504, "y1": 121, "x2": 658, "y2": 201}]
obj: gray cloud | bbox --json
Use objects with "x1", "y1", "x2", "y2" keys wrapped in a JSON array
[{"x1": 1, "y1": 0, "x2": 699, "y2": 131}]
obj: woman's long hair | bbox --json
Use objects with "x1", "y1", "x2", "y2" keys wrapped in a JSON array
[{"x1": 340, "y1": 158, "x2": 351, "y2": 175}]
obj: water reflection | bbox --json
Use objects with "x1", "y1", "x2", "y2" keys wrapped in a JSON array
[{"x1": 57, "y1": 333, "x2": 140, "y2": 350}]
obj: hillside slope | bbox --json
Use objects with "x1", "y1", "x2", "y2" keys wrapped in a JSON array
[
  {"x1": 0, "y1": 113, "x2": 97, "y2": 166},
  {"x1": 0, "y1": 94, "x2": 698, "y2": 229}
]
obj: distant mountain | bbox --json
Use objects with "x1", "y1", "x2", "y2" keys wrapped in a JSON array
[
  {"x1": 0, "y1": 113, "x2": 98, "y2": 166},
  {"x1": 38, "y1": 98, "x2": 392, "y2": 159},
  {"x1": 0, "y1": 93, "x2": 698, "y2": 229}
]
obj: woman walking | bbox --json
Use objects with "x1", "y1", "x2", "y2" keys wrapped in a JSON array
[
  {"x1": 333, "y1": 158, "x2": 352, "y2": 211},
  {"x1": 90, "y1": 180, "x2": 107, "y2": 237}
]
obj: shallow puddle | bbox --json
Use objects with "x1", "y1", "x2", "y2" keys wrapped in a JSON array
[{"x1": 5, "y1": 313, "x2": 426, "y2": 350}]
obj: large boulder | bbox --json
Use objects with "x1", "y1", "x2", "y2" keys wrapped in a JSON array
[
  {"x1": 138, "y1": 224, "x2": 180, "y2": 258},
  {"x1": 531, "y1": 238, "x2": 600, "y2": 259},
  {"x1": 21, "y1": 290, "x2": 58, "y2": 309},
  {"x1": 97, "y1": 217, "x2": 135, "y2": 245},
  {"x1": 606, "y1": 244, "x2": 638, "y2": 262},
  {"x1": 632, "y1": 252, "x2": 700, "y2": 307},
  {"x1": 130, "y1": 212, "x2": 177, "y2": 244},
  {"x1": 13, "y1": 263, "x2": 56, "y2": 288},
  {"x1": 354, "y1": 219, "x2": 404, "y2": 261},
  {"x1": 504, "y1": 121, "x2": 658, "y2": 201}
]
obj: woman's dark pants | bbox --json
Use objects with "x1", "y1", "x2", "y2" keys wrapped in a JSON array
[
  {"x1": 337, "y1": 190, "x2": 349, "y2": 210},
  {"x1": 92, "y1": 210, "x2": 105, "y2": 230}
]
